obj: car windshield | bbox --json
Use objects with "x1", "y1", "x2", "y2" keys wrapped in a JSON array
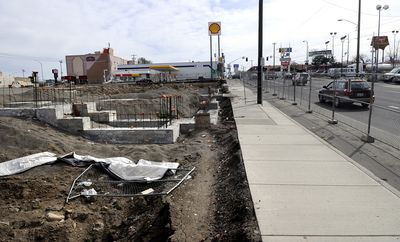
[
  {"x1": 389, "y1": 68, "x2": 400, "y2": 73},
  {"x1": 351, "y1": 81, "x2": 369, "y2": 89}
]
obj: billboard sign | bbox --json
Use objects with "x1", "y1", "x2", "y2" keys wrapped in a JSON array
[
  {"x1": 309, "y1": 50, "x2": 332, "y2": 57},
  {"x1": 371, "y1": 36, "x2": 389, "y2": 50}
]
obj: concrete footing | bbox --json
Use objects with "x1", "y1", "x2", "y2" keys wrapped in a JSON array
[{"x1": 0, "y1": 96, "x2": 220, "y2": 144}]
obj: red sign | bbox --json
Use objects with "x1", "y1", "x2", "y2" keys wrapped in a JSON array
[{"x1": 281, "y1": 61, "x2": 290, "y2": 67}]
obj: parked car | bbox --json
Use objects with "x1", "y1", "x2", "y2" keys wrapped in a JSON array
[
  {"x1": 318, "y1": 79, "x2": 374, "y2": 108},
  {"x1": 292, "y1": 73, "x2": 311, "y2": 85},
  {"x1": 382, "y1": 67, "x2": 400, "y2": 82},
  {"x1": 265, "y1": 71, "x2": 277, "y2": 79},
  {"x1": 136, "y1": 79, "x2": 153, "y2": 85}
]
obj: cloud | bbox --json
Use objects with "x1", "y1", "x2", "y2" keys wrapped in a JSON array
[{"x1": 1, "y1": 0, "x2": 400, "y2": 78}]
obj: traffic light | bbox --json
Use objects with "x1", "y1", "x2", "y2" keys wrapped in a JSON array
[{"x1": 245, "y1": 57, "x2": 248, "y2": 62}]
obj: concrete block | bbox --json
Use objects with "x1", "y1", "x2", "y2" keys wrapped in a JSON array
[
  {"x1": 57, "y1": 117, "x2": 90, "y2": 132},
  {"x1": 72, "y1": 102, "x2": 97, "y2": 116},
  {"x1": 88, "y1": 110, "x2": 117, "y2": 123},
  {"x1": 195, "y1": 112, "x2": 210, "y2": 129}
]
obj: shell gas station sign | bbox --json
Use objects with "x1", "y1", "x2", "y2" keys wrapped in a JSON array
[{"x1": 208, "y1": 22, "x2": 221, "y2": 36}]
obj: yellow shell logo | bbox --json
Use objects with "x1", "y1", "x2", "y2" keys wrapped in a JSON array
[{"x1": 209, "y1": 23, "x2": 221, "y2": 34}]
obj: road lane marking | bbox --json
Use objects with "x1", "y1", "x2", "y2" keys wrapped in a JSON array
[{"x1": 388, "y1": 106, "x2": 399, "y2": 109}]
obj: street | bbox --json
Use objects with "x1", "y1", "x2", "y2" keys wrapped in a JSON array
[{"x1": 266, "y1": 77, "x2": 400, "y2": 138}]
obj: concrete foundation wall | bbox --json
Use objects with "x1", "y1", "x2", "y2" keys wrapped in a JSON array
[
  {"x1": 108, "y1": 120, "x2": 167, "y2": 128},
  {"x1": 0, "y1": 108, "x2": 36, "y2": 117},
  {"x1": 84, "y1": 128, "x2": 176, "y2": 144}
]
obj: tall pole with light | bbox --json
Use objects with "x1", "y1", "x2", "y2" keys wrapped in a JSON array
[
  {"x1": 325, "y1": 41, "x2": 330, "y2": 58},
  {"x1": 330, "y1": 32, "x2": 337, "y2": 61},
  {"x1": 59, "y1": 60, "x2": 63, "y2": 79},
  {"x1": 34, "y1": 60, "x2": 44, "y2": 82},
  {"x1": 340, "y1": 35, "x2": 347, "y2": 75},
  {"x1": 392, "y1": 30, "x2": 399, "y2": 67},
  {"x1": 338, "y1": 18, "x2": 357, "y2": 68},
  {"x1": 303, "y1": 40, "x2": 309, "y2": 67},
  {"x1": 363, "y1": 4, "x2": 389, "y2": 143}
]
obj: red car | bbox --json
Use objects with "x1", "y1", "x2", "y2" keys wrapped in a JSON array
[{"x1": 318, "y1": 79, "x2": 374, "y2": 108}]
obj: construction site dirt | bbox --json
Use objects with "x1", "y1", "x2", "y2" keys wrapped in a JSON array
[{"x1": 0, "y1": 83, "x2": 261, "y2": 242}]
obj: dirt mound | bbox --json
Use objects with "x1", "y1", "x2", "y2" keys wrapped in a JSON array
[{"x1": 0, "y1": 87, "x2": 260, "y2": 241}]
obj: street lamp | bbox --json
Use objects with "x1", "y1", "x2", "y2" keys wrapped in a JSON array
[
  {"x1": 392, "y1": 30, "x2": 399, "y2": 67},
  {"x1": 376, "y1": 4, "x2": 389, "y2": 64},
  {"x1": 340, "y1": 35, "x2": 347, "y2": 75},
  {"x1": 338, "y1": 19, "x2": 357, "y2": 67},
  {"x1": 34, "y1": 60, "x2": 44, "y2": 82},
  {"x1": 59, "y1": 60, "x2": 63, "y2": 78},
  {"x1": 325, "y1": 41, "x2": 330, "y2": 58},
  {"x1": 303, "y1": 40, "x2": 309, "y2": 65},
  {"x1": 330, "y1": 32, "x2": 337, "y2": 61},
  {"x1": 363, "y1": 4, "x2": 389, "y2": 143}
]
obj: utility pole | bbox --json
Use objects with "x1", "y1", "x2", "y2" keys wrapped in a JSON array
[
  {"x1": 356, "y1": 0, "x2": 361, "y2": 75},
  {"x1": 257, "y1": 0, "x2": 263, "y2": 104}
]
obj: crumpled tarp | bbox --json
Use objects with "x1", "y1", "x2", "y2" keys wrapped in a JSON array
[
  {"x1": 0, "y1": 152, "x2": 179, "y2": 181},
  {"x1": 0, "y1": 152, "x2": 58, "y2": 176}
]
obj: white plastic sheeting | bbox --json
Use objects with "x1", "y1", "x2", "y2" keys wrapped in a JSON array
[
  {"x1": 0, "y1": 152, "x2": 179, "y2": 181},
  {"x1": 0, "y1": 152, "x2": 58, "y2": 176}
]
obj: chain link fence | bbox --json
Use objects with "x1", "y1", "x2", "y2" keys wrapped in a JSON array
[{"x1": 241, "y1": 71, "x2": 400, "y2": 150}]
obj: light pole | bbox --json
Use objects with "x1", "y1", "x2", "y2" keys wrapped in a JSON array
[
  {"x1": 340, "y1": 35, "x2": 347, "y2": 75},
  {"x1": 363, "y1": 4, "x2": 389, "y2": 143},
  {"x1": 59, "y1": 60, "x2": 63, "y2": 78},
  {"x1": 376, "y1": 4, "x2": 389, "y2": 65},
  {"x1": 330, "y1": 32, "x2": 337, "y2": 61},
  {"x1": 338, "y1": 19, "x2": 357, "y2": 67},
  {"x1": 325, "y1": 41, "x2": 330, "y2": 58},
  {"x1": 303, "y1": 40, "x2": 309, "y2": 66},
  {"x1": 392, "y1": 30, "x2": 399, "y2": 67},
  {"x1": 34, "y1": 60, "x2": 44, "y2": 82}
]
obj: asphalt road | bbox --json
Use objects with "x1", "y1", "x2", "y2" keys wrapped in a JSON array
[{"x1": 266, "y1": 77, "x2": 400, "y2": 138}]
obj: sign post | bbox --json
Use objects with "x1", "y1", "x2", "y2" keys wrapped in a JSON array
[{"x1": 208, "y1": 22, "x2": 221, "y2": 80}]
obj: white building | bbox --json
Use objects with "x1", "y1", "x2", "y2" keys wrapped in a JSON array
[{"x1": 114, "y1": 61, "x2": 218, "y2": 82}]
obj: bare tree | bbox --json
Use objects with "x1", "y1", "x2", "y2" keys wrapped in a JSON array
[{"x1": 137, "y1": 57, "x2": 152, "y2": 64}]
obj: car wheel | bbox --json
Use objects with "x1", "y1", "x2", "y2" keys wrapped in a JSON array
[
  {"x1": 334, "y1": 98, "x2": 341, "y2": 108},
  {"x1": 318, "y1": 94, "x2": 325, "y2": 103},
  {"x1": 362, "y1": 103, "x2": 369, "y2": 108}
]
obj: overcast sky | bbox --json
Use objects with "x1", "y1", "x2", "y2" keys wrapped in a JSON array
[{"x1": 1, "y1": 0, "x2": 400, "y2": 79}]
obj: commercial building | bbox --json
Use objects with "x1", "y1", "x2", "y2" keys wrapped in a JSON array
[
  {"x1": 65, "y1": 48, "x2": 127, "y2": 84},
  {"x1": 114, "y1": 61, "x2": 218, "y2": 82}
]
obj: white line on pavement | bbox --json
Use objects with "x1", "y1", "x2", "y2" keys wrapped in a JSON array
[{"x1": 388, "y1": 106, "x2": 400, "y2": 109}]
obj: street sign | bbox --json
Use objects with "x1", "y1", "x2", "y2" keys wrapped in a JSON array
[
  {"x1": 309, "y1": 50, "x2": 332, "y2": 57},
  {"x1": 371, "y1": 36, "x2": 389, "y2": 50},
  {"x1": 208, "y1": 22, "x2": 221, "y2": 36},
  {"x1": 279, "y1": 48, "x2": 292, "y2": 53}
]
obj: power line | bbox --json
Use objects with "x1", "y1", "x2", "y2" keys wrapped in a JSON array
[{"x1": 0, "y1": 52, "x2": 60, "y2": 62}]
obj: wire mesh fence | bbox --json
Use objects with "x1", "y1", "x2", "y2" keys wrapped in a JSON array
[
  {"x1": 66, "y1": 164, "x2": 195, "y2": 203},
  {"x1": 242, "y1": 71, "x2": 400, "y2": 150}
]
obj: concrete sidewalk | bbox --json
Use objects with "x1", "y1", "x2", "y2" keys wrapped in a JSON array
[{"x1": 227, "y1": 80, "x2": 400, "y2": 241}]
